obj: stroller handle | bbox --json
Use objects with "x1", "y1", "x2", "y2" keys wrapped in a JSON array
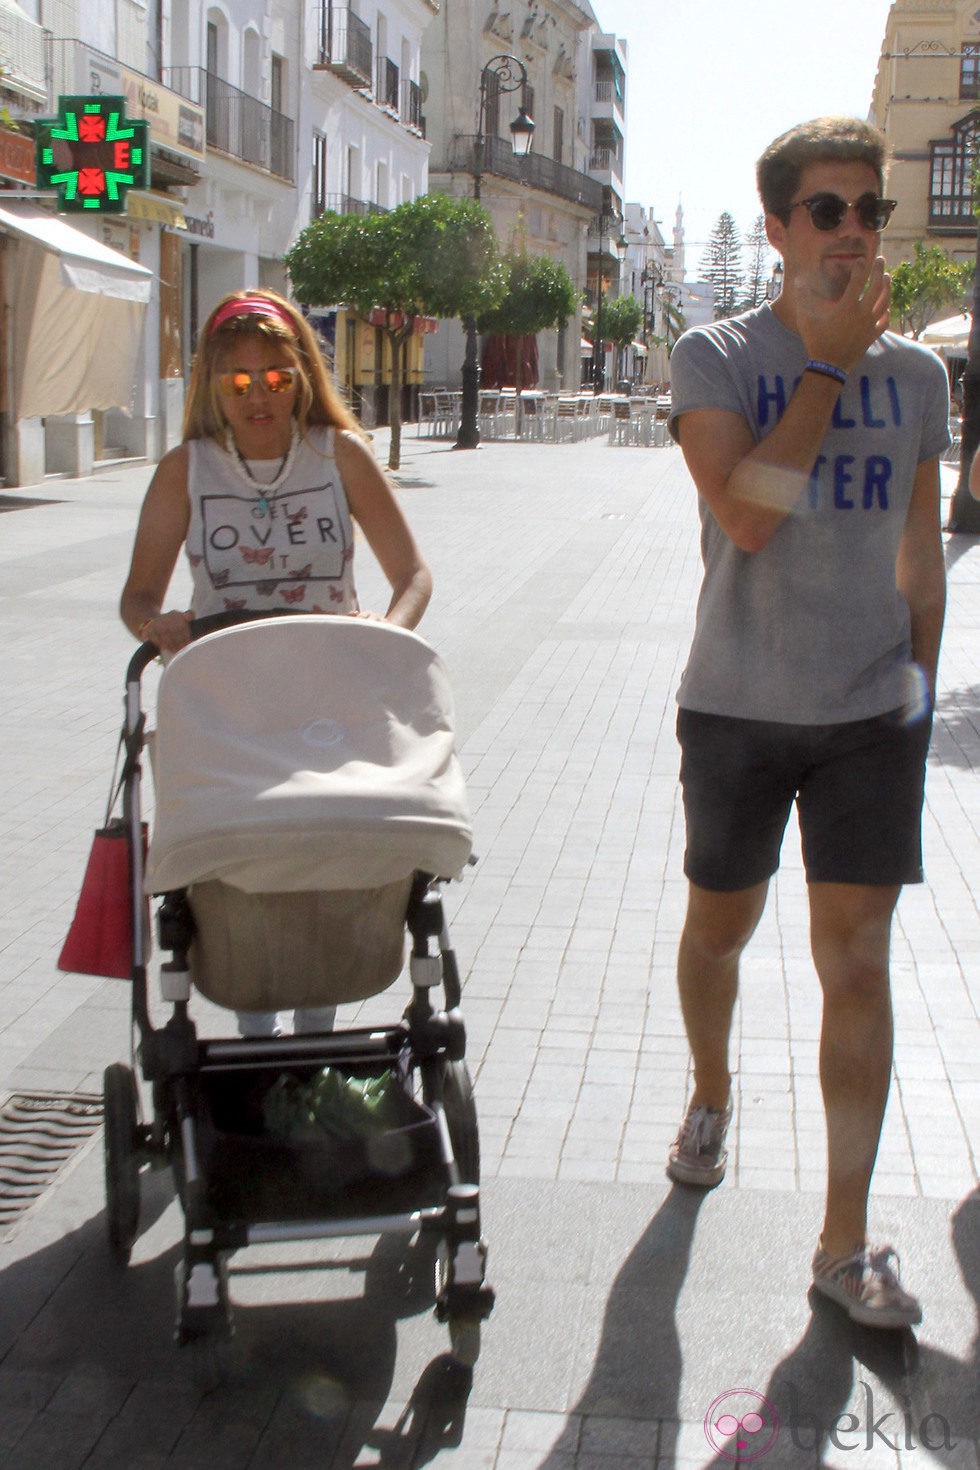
[{"x1": 124, "y1": 608, "x2": 305, "y2": 685}]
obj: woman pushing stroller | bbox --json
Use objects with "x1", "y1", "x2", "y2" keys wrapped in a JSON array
[{"x1": 120, "y1": 288, "x2": 432, "y2": 1036}]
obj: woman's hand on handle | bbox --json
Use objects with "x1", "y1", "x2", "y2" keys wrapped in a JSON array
[{"x1": 138, "y1": 609, "x2": 193, "y2": 654}]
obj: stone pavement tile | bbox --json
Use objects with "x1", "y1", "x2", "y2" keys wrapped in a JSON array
[
  {"x1": 501, "y1": 1406, "x2": 579, "y2": 1456},
  {"x1": 0, "y1": 1371, "x2": 133, "y2": 1470},
  {"x1": 0, "y1": 1368, "x2": 62, "y2": 1460},
  {"x1": 80, "y1": 1379, "x2": 206, "y2": 1470},
  {"x1": 164, "y1": 1384, "x2": 280, "y2": 1468},
  {"x1": 657, "y1": 1419, "x2": 730, "y2": 1467}
]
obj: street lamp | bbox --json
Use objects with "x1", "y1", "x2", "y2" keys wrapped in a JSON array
[
  {"x1": 590, "y1": 218, "x2": 627, "y2": 394},
  {"x1": 766, "y1": 260, "x2": 784, "y2": 300},
  {"x1": 455, "y1": 54, "x2": 535, "y2": 450}
]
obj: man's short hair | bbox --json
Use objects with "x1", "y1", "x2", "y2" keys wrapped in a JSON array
[{"x1": 756, "y1": 117, "x2": 889, "y2": 222}]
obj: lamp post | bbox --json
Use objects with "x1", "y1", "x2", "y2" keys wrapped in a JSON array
[
  {"x1": 455, "y1": 54, "x2": 535, "y2": 450},
  {"x1": 590, "y1": 217, "x2": 627, "y2": 394},
  {"x1": 766, "y1": 260, "x2": 784, "y2": 300}
]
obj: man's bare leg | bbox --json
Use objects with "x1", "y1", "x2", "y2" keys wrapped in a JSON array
[
  {"x1": 677, "y1": 881, "x2": 769, "y2": 1110},
  {"x1": 808, "y1": 881, "x2": 900, "y2": 1256}
]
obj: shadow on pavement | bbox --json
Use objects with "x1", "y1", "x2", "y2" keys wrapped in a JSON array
[
  {"x1": 0, "y1": 1165, "x2": 473, "y2": 1468},
  {"x1": 537, "y1": 1183, "x2": 708, "y2": 1465},
  {"x1": 701, "y1": 1188, "x2": 979, "y2": 1467}
]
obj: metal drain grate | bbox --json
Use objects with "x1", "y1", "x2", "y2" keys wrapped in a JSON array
[{"x1": 0, "y1": 1092, "x2": 104, "y2": 1228}]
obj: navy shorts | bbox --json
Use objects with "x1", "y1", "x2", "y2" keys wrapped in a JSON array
[{"x1": 677, "y1": 707, "x2": 932, "y2": 891}]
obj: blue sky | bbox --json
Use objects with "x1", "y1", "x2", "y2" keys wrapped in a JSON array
[{"x1": 592, "y1": 0, "x2": 894, "y2": 272}]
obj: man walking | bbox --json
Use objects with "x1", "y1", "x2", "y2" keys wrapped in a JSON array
[{"x1": 666, "y1": 117, "x2": 948, "y2": 1329}]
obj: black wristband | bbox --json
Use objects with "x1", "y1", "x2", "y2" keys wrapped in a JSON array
[{"x1": 804, "y1": 359, "x2": 848, "y2": 385}]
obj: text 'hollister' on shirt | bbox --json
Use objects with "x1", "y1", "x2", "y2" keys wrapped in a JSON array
[{"x1": 666, "y1": 303, "x2": 950, "y2": 725}]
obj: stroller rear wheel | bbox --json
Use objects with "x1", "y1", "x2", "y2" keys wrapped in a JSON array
[
  {"x1": 103, "y1": 1062, "x2": 142, "y2": 1264},
  {"x1": 448, "y1": 1314, "x2": 481, "y2": 1369},
  {"x1": 440, "y1": 1060, "x2": 480, "y2": 1185}
]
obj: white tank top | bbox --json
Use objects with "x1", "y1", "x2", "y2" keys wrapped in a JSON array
[{"x1": 184, "y1": 426, "x2": 359, "y2": 618}]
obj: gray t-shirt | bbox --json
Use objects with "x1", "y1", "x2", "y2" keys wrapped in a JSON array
[{"x1": 668, "y1": 303, "x2": 949, "y2": 724}]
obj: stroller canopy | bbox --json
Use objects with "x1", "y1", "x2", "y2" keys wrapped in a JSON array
[{"x1": 144, "y1": 617, "x2": 472, "y2": 894}]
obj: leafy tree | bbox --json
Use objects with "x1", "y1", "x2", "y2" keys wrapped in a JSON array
[
  {"x1": 598, "y1": 294, "x2": 644, "y2": 383},
  {"x1": 890, "y1": 242, "x2": 972, "y2": 339},
  {"x1": 285, "y1": 192, "x2": 505, "y2": 469},
  {"x1": 742, "y1": 213, "x2": 772, "y2": 310},
  {"x1": 701, "y1": 211, "x2": 745, "y2": 319},
  {"x1": 477, "y1": 249, "x2": 579, "y2": 431}
]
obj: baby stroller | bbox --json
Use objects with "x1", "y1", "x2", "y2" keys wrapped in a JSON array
[{"x1": 103, "y1": 611, "x2": 494, "y2": 1364}]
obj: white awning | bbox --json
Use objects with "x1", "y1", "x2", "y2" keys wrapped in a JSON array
[
  {"x1": 0, "y1": 202, "x2": 153, "y2": 301},
  {"x1": 0, "y1": 202, "x2": 155, "y2": 418}
]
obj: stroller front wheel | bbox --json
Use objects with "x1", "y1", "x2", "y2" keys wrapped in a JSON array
[
  {"x1": 448, "y1": 1315, "x2": 481, "y2": 1369},
  {"x1": 103, "y1": 1063, "x2": 142, "y2": 1264}
]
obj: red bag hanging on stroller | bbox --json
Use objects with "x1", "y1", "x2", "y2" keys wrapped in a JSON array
[{"x1": 59, "y1": 734, "x2": 147, "y2": 981}]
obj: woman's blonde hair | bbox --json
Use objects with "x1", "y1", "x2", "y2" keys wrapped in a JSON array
[{"x1": 182, "y1": 288, "x2": 363, "y2": 443}]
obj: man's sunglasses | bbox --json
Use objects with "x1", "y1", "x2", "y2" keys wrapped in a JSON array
[
  {"x1": 217, "y1": 366, "x2": 298, "y2": 397},
  {"x1": 788, "y1": 192, "x2": 897, "y2": 233}
]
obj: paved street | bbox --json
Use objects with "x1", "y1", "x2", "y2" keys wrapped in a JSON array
[{"x1": 0, "y1": 429, "x2": 977, "y2": 1468}]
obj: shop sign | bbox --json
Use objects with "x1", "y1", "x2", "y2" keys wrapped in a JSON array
[{"x1": 0, "y1": 127, "x2": 37, "y2": 185}]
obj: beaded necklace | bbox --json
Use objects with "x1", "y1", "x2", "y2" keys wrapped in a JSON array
[{"x1": 224, "y1": 425, "x2": 300, "y2": 517}]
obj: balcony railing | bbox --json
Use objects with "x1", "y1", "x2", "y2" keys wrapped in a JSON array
[
  {"x1": 317, "y1": 6, "x2": 372, "y2": 88},
  {"x1": 376, "y1": 55, "x2": 399, "y2": 111},
  {"x1": 0, "y1": 3, "x2": 47, "y2": 102},
  {"x1": 401, "y1": 77, "x2": 423, "y2": 133},
  {"x1": 448, "y1": 134, "x2": 602, "y2": 211},
  {"x1": 589, "y1": 146, "x2": 623, "y2": 173},
  {"x1": 594, "y1": 79, "x2": 623, "y2": 107},
  {"x1": 319, "y1": 193, "x2": 388, "y2": 217},
  {"x1": 164, "y1": 67, "x2": 294, "y2": 180}
]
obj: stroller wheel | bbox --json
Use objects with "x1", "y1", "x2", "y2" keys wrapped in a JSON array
[
  {"x1": 103, "y1": 1063, "x2": 142, "y2": 1264},
  {"x1": 440, "y1": 1061, "x2": 480, "y2": 1185},
  {"x1": 448, "y1": 1315, "x2": 481, "y2": 1369}
]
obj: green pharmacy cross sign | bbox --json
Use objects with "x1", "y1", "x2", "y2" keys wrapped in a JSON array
[{"x1": 35, "y1": 95, "x2": 150, "y2": 212}]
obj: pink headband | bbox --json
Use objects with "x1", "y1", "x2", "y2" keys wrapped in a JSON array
[{"x1": 209, "y1": 296, "x2": 298, "y2": 336}]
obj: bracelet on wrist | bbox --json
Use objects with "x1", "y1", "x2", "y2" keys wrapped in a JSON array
[
  {"x1": 138, "y1": 617, "x2": 156, "y2": 641},
  {"x1": 804, "y1": 359, "x2": 848, "y2": 386}
]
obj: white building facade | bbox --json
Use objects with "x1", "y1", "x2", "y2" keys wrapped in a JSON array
[{"x1": 0, "y1": 0, "x2": 436, "y2": 483}]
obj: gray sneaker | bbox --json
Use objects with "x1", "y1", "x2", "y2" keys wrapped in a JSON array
[
  {"x1": 666, "y1": 1099, "x2": 732, "y2": 1187},
  {"x1": 812, "y1": 1242, "x2": 922, "y2": 1329}
]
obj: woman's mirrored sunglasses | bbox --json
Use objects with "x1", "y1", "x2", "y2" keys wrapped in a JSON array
[
  {"x1": 789, "y1": 192, "x2": 897, "y2": 232},
  {"x1": 217, "y1": 367, "x2": 298, "y2": 397}
]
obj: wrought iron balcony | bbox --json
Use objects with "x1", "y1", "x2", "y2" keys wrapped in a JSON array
[
  {"x1": 376, "y1": 55, "x2": 399, "y2": 112},
  {"x1": 447, "y1": 134, "x2": 602, "y2": 211},
  {"x1": 164, "y1": 66, "x2": 294, "y2": 180},
  {"x1": 316, "y1": 6, "x2": 372, "y2": 89},
  {"x1": 401, "y1": 77, "x2": 424, "y2": 133},
  {"x1": 319, "y1": 193, "x2": 389, "y2": 217},
  {"x1": 589, "y1": 145, "x2": 623, "y2": 173}
]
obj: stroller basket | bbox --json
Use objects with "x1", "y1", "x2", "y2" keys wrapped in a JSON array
[{"x1": 196, "y1": 1057, "x2": 446, "y2": 1224}]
